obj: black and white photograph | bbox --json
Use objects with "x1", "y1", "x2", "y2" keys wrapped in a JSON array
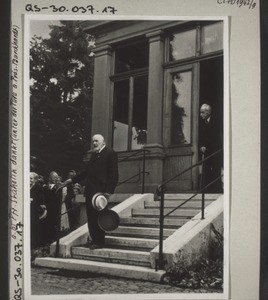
[
  {"x1": 7, "y1": 0, "x2": 262, "y2": 299},
  {"x1": 24, "y1": 16, "x2": 229, "y2": 298}
]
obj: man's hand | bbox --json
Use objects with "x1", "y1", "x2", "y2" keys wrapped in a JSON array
[
  {"x1": 104, "y1": 193, "x2": 111, "y2": 198},
  {"x1": 39, "y1": 205, "x2": 47, "y2": 220},
  {"x1": 56, "y1": 178, "x2": 72, "y2": 192}
]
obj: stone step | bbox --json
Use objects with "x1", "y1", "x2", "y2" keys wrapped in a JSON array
[
  {"x1": 105, "y1": 235, "x2": 159, "y2": 250},
  {"x1": 119, "y1": 217, "x2": 188, "y2": 228},
  {"x1": 72, "y1": 246, "x2": 151, "y2": 267},
  {"x1": 107, "y1": 226, "x2": 176, "y2": 238},
  {"x1": 144, "y1": 199, "x2": 214, "y2": 209},
  {"x1": 35, "y1": 257, "x2": 165, "y2": 282},
  {"x1": 132, "y1": 208, "x2": 199, "y2": 218}
]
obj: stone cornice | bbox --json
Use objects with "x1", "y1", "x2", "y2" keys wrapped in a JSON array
[
  {"x1": 92, "y1": 45, "x2": 113, "y2": 57},
  {"x1": 146, "y1": 30, "x2": 165, "y2": 43}
]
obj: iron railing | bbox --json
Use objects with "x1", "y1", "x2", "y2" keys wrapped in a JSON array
[
  {"x1": 117, "y1": 148, "x2": 150, "y2": 194},
  {"x1": 55, "y1": 201, "x2": 83, "y2": 257},
  {"x1": 155, "y1": 148, "x2": 223, "y2": 270}
]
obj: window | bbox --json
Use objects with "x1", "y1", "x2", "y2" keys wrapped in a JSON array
[
  {"x1": 201, "y1": 22, "x2": 223, "y2": 54},
  {"x1": 167, "y1": 21, "x2": 223, "y2": 63},
  {"x1": 170, "y1": 70, "x2": 192, "y2": 145},
  {"x1": 113, "y1": 41, "x2": 149, "y2": 151},
  {"x1": 113, "y1": 75, "x2": 148, "y2": 151},
  {"x1": 169, "y1": 29, "x2": 196, "y2": 61},
  {"x1": 114, "y1": 42, "x2": 149, "y2": 73},
  {"x1": 113, "y1": 80, "x2": 129, "y2": 151}
]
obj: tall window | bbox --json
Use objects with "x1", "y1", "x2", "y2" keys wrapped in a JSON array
[
  {"x1": 165, "y1": 21, "x2": 223, "y2": 146},
  {"x1": 170, "y1": 71, "x2": 192, "y2": 145},
  {"x1": 113, "y1": 41, "x2": 149, "y2": 151}
]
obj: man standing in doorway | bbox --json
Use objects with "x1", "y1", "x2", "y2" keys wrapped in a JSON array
[
  {"x1": 199, "y1": 103, "x2": 223, "y2": 192},
  {"x1": 61, "y1": 134, "x2": 119, "y2": 249}
]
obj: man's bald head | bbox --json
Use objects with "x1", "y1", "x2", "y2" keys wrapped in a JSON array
[
  {"x1": 200, "y1": 104, "x2": 212, "y2": 120},
  {"x1": 92, "y1": 134, "x2": 106, "y2": 152}
]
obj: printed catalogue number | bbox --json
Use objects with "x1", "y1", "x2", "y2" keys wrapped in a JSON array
[
  {"x1": 25, "y1": 4, "x2": 118, "y2": 14},
  {"x1": 13, "y1": 222, "x2": 23, "y2": 300}
]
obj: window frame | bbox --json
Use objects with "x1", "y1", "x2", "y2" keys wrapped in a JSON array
[{"x1": 111, "y1": 69, "x2": 149, "y2": 151}]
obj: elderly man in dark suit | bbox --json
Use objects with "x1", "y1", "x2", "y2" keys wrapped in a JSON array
[
  {"x1": 199, "y1": 104, "x2": 223, "y2": 192},
  {"x1": 61, "y1": 134, "x2": 119, "y2": 249}
]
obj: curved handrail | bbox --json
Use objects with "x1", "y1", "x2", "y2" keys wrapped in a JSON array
[
  {"x1": 164, "y1": 174, "x2": 223, "y2": 219},
  {"x1": 155, "y1": 148, "x2": 223, "y2": 270},
  {"x1": 117, "y1": 148, "x2": 150, "y2": 193},
  {"x1": 156, "y1": 148, "x2": 223, "y2": 195},
  {"x1": 118, "y1": 148, "x2": 150, "y2": 163}
]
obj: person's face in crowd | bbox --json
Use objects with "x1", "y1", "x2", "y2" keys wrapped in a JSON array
[
  {"x1": 49, "y1": 172, "x2": 58, "y2": 184},
  {"x1": 92, "y1": 134, "x2": 105, "y2": 152},
  {"x1": 200, "y1": 105, "x2": 211, "y2": 120},
  {"x1": 37, "y1": 175, "x2": 45, "y2": 185},
  {"x1": 73, "y1": 188, "x2": 80, "y2": 195},
  {"x1": 67, "y1": 171, "x2": 76, "y2": 179},
  {"x1": 57, "y1": 176, "x2": 62, "y2": 184},
  {"x1": 30, "y1": 173, "x2": 37, "y2": 188}
]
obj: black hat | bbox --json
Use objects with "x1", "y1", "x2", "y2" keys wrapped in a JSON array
[{"x1": 98, "y1": 210, "x2": 120, "y2": 232}]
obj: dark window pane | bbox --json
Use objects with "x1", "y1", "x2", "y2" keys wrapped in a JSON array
[
  {"x1": 132, "y1": 76, "x2": 148, "y2": 149},
  {"x1": 113, "y1": 80, "x2": 129, "y2": 151},
  {"x1": 115, "y1": 42, "x2": 149, "y2": 73},
  {"x1": 170, "y1": 71, "x2": 192, "y2": 145}
]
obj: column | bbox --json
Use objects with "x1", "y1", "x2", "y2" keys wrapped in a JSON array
[
  {"x1": 144, "y1": 30, "x2": 166, "y2": 192},
  {"x1": 146, "y1": 30, "x2": 165, "y2": 145},
  {"x1": 91, "y1": 45, "x2": 113, "y2": 147}
]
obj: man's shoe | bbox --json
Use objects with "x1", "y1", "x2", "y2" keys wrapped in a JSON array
[{"x1": 89, "y1": 243, "x2": 103, "y2": 250}]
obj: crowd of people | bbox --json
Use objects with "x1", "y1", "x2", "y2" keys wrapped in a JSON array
[
  {"x1": 30, "y1": 133, "x2": 119, "y2": 252},
  {"x1": 30, "y1": 169, "x2": 82, "y2": 250}
]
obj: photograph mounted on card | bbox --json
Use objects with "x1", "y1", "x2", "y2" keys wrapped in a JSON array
[{"x1": 8, "y1": 0, "x2": 261, "y2": 300}]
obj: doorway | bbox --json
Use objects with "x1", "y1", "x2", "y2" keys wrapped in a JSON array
[{"x1": 199, "y1": 56, "x2": 224, "y2": 192}]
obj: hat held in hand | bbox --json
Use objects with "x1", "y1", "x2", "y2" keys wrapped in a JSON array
[
  {"x1": 98, "y1": 209, "x2": 120, "y2": 232},
  {"x1": 92, "y1": 193, "x2": 108, "y2": 211}
]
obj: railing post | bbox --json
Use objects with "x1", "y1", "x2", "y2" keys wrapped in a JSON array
[
  {"x1": 201, "y1": 153, "x2": 205, "y2": 219},
  {"x1": 157, "y1": 185, "x2": 165, "y2": 270},
  {"x1": 55, "y1": 191, "x2": 62, "y2": 258},
  {"x1": 142, "y1": 148, "x2": 146, "y2": 194},
  {"x1": 55, "y1": 214, "x2": 60, "y2": 257}
]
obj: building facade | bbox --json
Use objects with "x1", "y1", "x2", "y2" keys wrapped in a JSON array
[{"x1": 81, "y1": 20, "x2": 224, "y2": 193}]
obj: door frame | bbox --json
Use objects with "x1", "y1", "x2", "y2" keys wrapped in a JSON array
[{"x1": 163, "y1": 62, "x2": 200, "y2": 191}]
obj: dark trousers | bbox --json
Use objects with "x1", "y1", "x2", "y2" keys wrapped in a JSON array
[
  {"x1": 201, "y1": 156, "x2": 222, "y2": 193},
  {"x1": 30, "y1": 203, "x2": 40, "y2": 249},
  {"x1": 86, "y1": 196, "x2": 105, "y2": 245}
]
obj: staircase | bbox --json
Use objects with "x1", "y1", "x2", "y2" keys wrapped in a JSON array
[{"x1": 35, "y1": 194, "x2": 220, "y2": 282}]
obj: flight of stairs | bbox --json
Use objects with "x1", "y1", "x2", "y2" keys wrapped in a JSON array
[{"x1": 35, "y1": 194, "x2": 219, "y2": 282}]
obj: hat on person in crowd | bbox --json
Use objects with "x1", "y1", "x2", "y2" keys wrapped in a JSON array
[{"x1": 92, "y1": 193, "x2": 108, "y2": 211}]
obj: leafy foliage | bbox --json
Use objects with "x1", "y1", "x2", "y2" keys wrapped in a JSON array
[
  {"x1": 164, "y1": 258, "x2": 223, "y2": 290},
  {"x1": 30, "y1": 21, "x2": 94, "y2": 178},
  {"x1": 163, "y1": 235, "x2": 223, "y2": 290}
]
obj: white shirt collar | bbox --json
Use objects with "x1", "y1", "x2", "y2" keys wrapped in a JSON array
[{"x1": 98, "y1": 145, "x2": 106, "y2": 153}]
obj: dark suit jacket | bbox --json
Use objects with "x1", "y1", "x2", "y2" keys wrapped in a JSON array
[
  {"x1": 72, "y1": 147, "x2": 119, "y2": 198},
  {"x1": 199, "y1": 116, "x2": 222, "y2": 156},
  {"x1": 30, "y1": 182, "x2": 45, "y2": 208}
]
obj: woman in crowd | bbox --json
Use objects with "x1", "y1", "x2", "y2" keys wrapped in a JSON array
[{"x1": 30, "y1": 172, "x2": 46, "y2": 249}]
